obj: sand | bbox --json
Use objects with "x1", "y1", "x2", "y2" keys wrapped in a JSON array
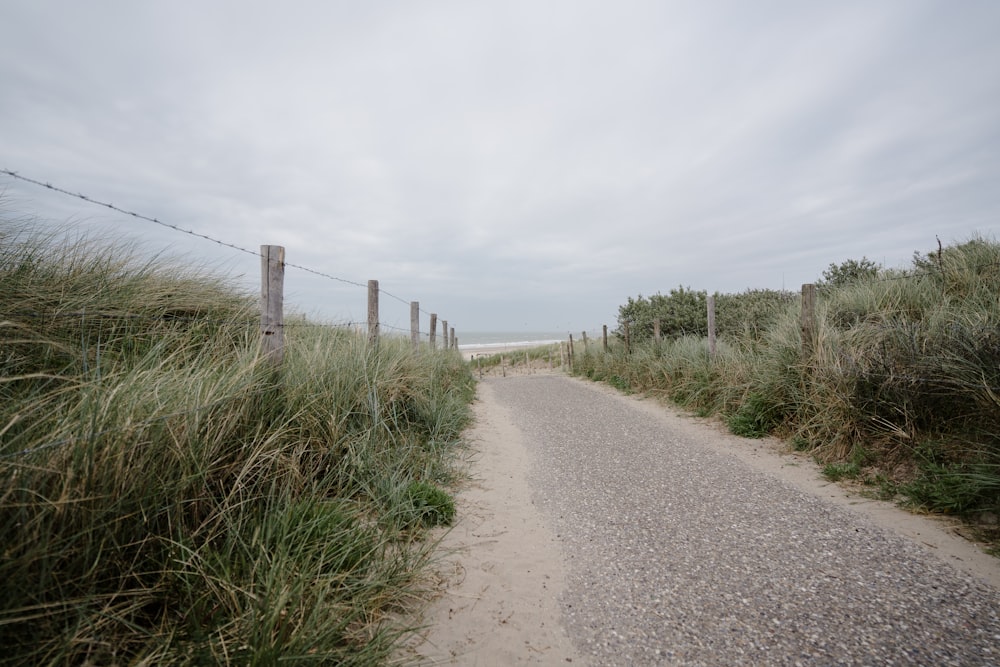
[
  {"x1": 402, "y1": 376, "x2": 581, "y2": 665},
  {"x1": 460, "y1": 342, "x2": 560, "y2": 362}
]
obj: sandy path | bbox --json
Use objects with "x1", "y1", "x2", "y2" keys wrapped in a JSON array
[
  {"x1": 405, "y1": 373, "x2": 999, "y2": 665},
  {"x1": 403, "y1": 377, "x2": 582, "y2": 665}
]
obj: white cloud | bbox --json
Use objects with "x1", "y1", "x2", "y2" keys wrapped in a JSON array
[{"x1": 2, "y1": 0, "x2": 998, "y2": 331}]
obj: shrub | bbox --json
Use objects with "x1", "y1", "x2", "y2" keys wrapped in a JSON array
[{"x1": 404, "y1": 481, "x2": 456, "y2": 528}]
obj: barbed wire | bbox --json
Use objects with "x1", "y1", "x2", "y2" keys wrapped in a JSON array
[
  {"x1": 2, "y1": 169, "x2": 264, "y2": 260},
  {"x1": 1, "y1": 169, "x2": 444, "y2": 316}
]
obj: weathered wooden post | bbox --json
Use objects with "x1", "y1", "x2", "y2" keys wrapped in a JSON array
[
  {"x1": 429, "y1": 313, "x2": 438, "y2": 350},
  {"x1": 568, "y1": 334, "x2": 574, "y2": 371},
  {"x1": 441, "y1": 319, "x2": 448, "y2": 349},
  {"x1": 367, "y1": 279, "x2": 379, "y2": 346},
  {"x1": 260, "y1": 245, "x2": 285, "y2": 366},
  {"x1": 450, "y1": 327, "x2": 456, "y2": 350},
  {"x1": 603, "y1": 324, "x2": 609, "y2": 353},
  {"x1": 801, "y1": 283, "x2": 817, "y2": 358},
  {"x1": 707, "y1": 294, "x2": 717, "y2": 360},
  {"x1": 582, "y1": 331, "x2": 588, "y2": 351},
  {"x1": 410, "y1": 301, "x2": 420, "y2": 351}
]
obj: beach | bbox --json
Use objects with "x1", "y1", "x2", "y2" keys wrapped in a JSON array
[
  {"x1": 459, "y1": 340, "x2": 560, "y2": 361},
  {"x1": 457, "y1": 332, "x2": 567, "y2": 361}
]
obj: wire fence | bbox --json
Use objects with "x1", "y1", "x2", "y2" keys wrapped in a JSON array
[
  {"x1": 1, "y1": 169, "x2": 466, "y2": 460},
  {"x1": 1, "y1": 168, "x2": 446, "y2": 320}
]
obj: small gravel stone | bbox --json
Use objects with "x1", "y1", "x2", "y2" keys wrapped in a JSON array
[{"x1": 489, "y1": 375, "x2": 1000, "y2": 666}]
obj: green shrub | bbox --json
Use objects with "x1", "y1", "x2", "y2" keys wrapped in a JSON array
[
  {"x1": 726, "y1": 392, "x2": 783, "y2": 438},
  {"x1": 404, "y1": 481, "x2": 456, "y2": 528},
  {"x1": 902, "y1": 461, "x2": 998, "y2": 515},
  {"x1": 822, "y1": 461, "x2": 860, "y2": 481}
]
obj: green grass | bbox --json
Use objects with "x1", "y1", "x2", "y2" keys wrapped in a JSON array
[
  {"x1": 822, "y1": 461, "x2": 861, "y2": 482},
  {"x1": 469, "y1": 343, "x2": 560, "y2": 373},
  {"x1": 0, "y1": 221, "x2": 475, "y2": 664}
]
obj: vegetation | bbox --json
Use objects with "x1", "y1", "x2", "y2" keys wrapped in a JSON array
[
  {"x1": 617, "y1": 286, "x2": 795, "y2": 345},
  {"x1": 468, "y1": 343, "x2": 560, "y2": 375},
  {"x1": 576, "y1": 236, "x2": 1000, "y2": 527},
  {"x1": 0, "y1": 222, "x2": 475, "y2": 665}
]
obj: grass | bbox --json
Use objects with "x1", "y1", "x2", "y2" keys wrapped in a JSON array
[
  {"x1": 468, "y1": 343, "x2": 561, "y2": 374},
  {"x1": 0, "y1": 221, "x2": 475, "y2": 664},
  {"x1": 572, "y1": 235, "x2": 1000, "y2": 531}
]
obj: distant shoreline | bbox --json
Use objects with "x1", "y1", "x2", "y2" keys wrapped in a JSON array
[{"x1": 458, "y1": 340, "x2": 561, "y2": 361}]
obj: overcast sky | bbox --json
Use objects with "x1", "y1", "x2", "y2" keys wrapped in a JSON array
[{"x1": 2, "y1": 1, "x2": 998, "y2": 334}]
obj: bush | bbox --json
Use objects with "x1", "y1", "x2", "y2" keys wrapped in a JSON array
[{"x1": 404, "y1": 481, "x2": 456, "y2": 528}]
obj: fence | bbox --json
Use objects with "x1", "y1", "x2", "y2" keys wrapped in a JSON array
[
  {"x1": 563, "y1": 272, "x2": 998, "y2": 382},
  {"x1": 2, "y1": 169, "x2": 464, "y2": 369}
]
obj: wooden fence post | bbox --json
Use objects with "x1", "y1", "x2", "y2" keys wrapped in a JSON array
[
  {"x1": 707, "y1": 294, "x2": 717, "y2": 360},
  {"x1": 260, "y1": 245, "x2": 285, "y2": 366},
  {"x1": 603, "y1": 324, "x2": 609, "y2": 352},
  {"x1": 367, "y1": 279, "x2": 379, "y2": 346},
  {"x1": 450, "y1": 327, "x2": 456, "y2": 350},
  {"x1": 429, "y1": 313, "x2": 438, "y2": 350},
  {"x1": 582, "y1": 331, "x2": 588, "y2": 351},
  {"x1": 441, "y1": 319, "x2": 448, "y2": 350},
  {"x1": 410, "y1": 301, "x2": 419, "y2": 351},
  {"x1": 568, "y1": 334, "x2": 574, "y2": 371},
  {"x1": 801, "y1": 283, "x2": 817, "y2": 358}
]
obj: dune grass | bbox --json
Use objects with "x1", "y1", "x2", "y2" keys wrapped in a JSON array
[
  {"x1": 0, "y1": 222, "x2": 474, "y2": 665},
  {"x1": 573, "y1": 237, "x2": 1000, "y2": 523}
]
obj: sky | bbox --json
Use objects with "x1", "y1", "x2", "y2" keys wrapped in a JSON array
[{"x1": 2, "y1": 1, "x2": 998, "y2": 335}]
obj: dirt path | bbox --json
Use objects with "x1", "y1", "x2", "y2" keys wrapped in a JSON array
[
  {"x1": 405, "y1": 373, "x2": 999, "y2": 665},
  {"x1": 402, "y1": 376, "x2": 581, "y2": 665}
]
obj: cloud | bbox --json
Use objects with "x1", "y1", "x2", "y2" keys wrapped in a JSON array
[{"x1": 2, "y1": 0, "x2": 998, "y2": 332}]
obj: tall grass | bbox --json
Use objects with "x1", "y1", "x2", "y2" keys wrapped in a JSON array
[
  {"x1": 574, "y1": 236, "x2": 1000, "y2": 518},
  {"x1": 0, "y1": 222, "x2": 474, "y2": 665}
]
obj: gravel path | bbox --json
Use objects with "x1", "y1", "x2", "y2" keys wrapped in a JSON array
[{"x1": 487, "y1": 374, "x2": 1000, "y2": 666}]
